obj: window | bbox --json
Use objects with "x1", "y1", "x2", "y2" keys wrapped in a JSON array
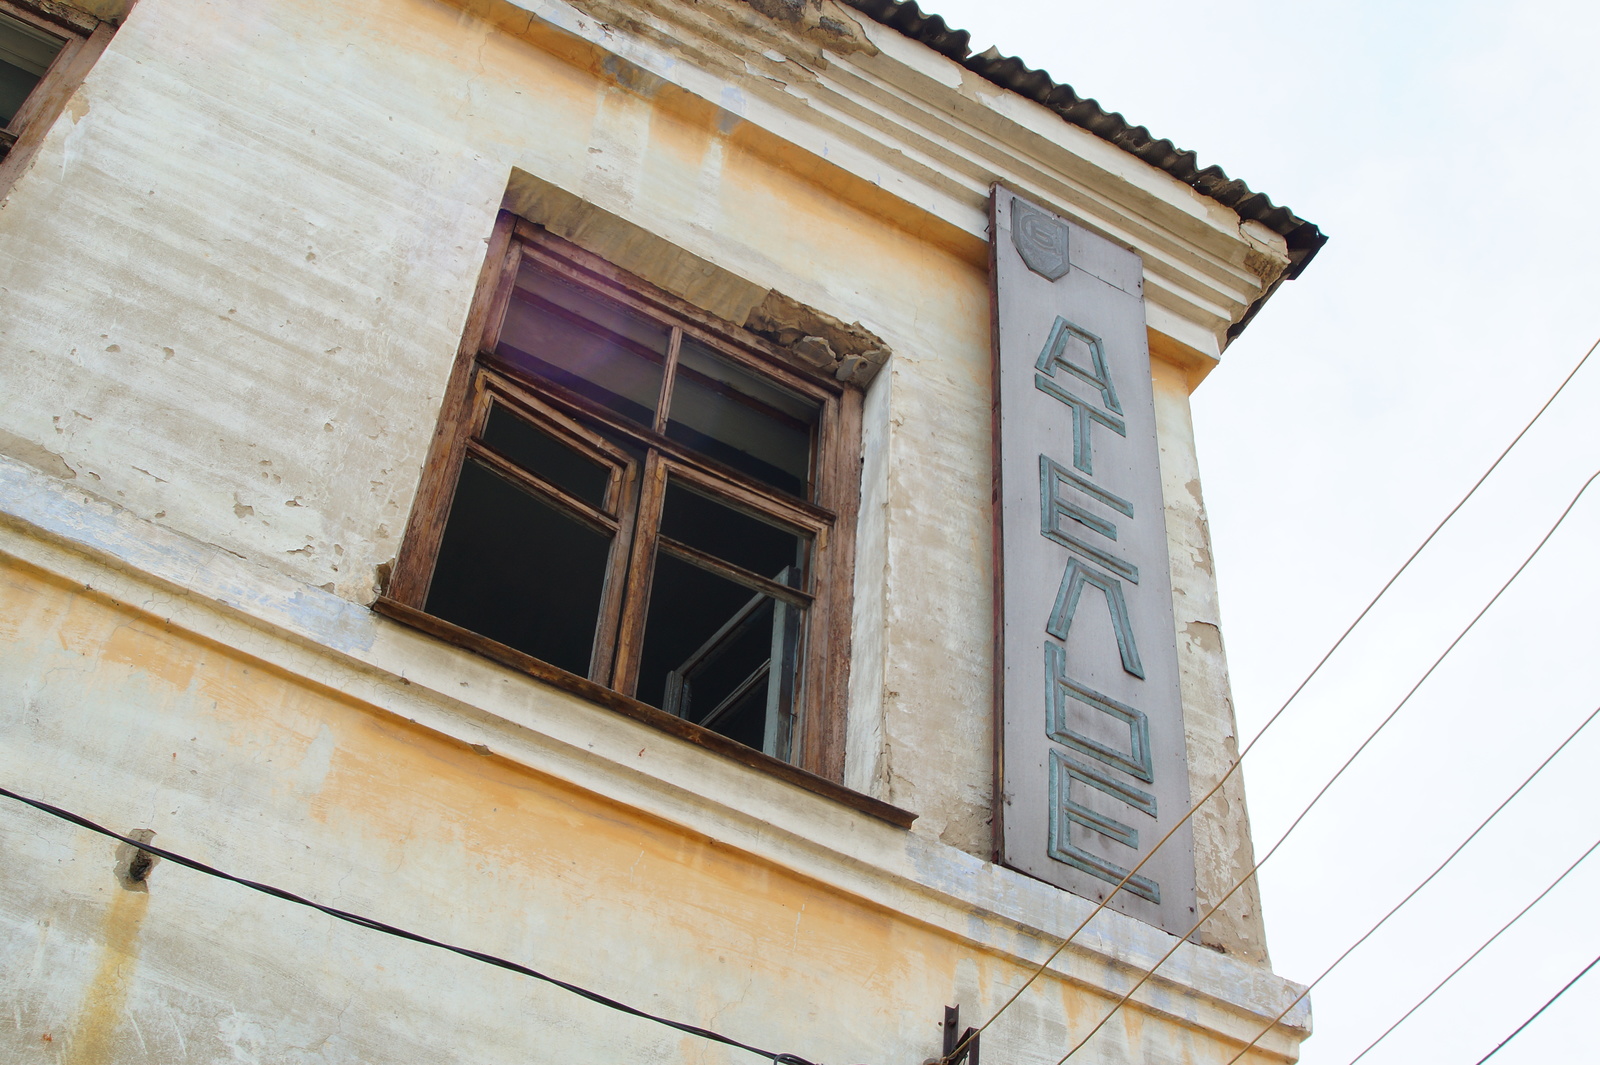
[
  {"x1": 0, "y1": 0, "x2": 113, "y2": 191},
  {"x1": 381, "y1": 217, "x2": 860, "y2": 780}
]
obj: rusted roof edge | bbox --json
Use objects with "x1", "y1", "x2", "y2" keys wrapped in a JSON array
[{"x1": 841, "y1": 0, "x2": 1327, "y2": 290}]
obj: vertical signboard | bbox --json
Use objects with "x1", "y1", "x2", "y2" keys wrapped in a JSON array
[{"x1": 991, "y1": 186, "x2": 1197, "y2": 936}]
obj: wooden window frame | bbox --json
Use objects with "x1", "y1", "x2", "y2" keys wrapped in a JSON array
[
  {"x1": 378, "y1": 214, "x2": 897, "y2": 821},
  {"x1": 0, "y1": 0, "x2": 117, "y2": 198}
]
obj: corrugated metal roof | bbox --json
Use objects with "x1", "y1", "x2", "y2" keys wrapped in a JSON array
[{"x1": 842, "y1": 0, "x2": 1326, "y2": 327}]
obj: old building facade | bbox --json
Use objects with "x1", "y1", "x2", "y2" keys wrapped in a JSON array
[{"x1": 0, "y1": 0, "x2": 1321, "y2": 1061}]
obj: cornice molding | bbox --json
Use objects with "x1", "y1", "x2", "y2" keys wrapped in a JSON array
[{"x1": 479, "y1": 0, "x2": 1291, "y2": 363}]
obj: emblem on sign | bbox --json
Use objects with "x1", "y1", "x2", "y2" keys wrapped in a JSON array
[{"x1": 1010, "y1": 197, "x2": 1071, "y2": 281}]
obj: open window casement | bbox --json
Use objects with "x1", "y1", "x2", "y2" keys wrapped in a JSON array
[{"x1": 383, "y1": 216, "x2": 858, "y2": 779}]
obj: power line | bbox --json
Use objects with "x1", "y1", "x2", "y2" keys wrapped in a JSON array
[
  {"x1": 1345, "y1": 835, "x2": 1600, "y2": 1065},
  {"x1": 0, "y1": 785, "x2": 820, "y2": 1065},
  {"x1": 1471, "y1": 952, "x2": 1600, "y2": 1065},
  {"x1": 947, "y1": 333, "x2": 1600, "y2": 1064},
  {"x1": 1213, "y1": 700, "x2": 1600, "y2": 1065},
  {"x1": 6, "y1": 358, "x2": 1595, "y2": 1065},
  {"x1": 1053, "y1": 470, "x2": 1600, "y2": 1063}
]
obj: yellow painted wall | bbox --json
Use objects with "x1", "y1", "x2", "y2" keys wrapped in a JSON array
[{"x1": 0, "y1": 549, "x2": 1288, "y2": 1064}]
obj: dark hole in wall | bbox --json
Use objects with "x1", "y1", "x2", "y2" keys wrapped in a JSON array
[{"x1": 114, "y1": 829, "x2": 158, "y2": 891}]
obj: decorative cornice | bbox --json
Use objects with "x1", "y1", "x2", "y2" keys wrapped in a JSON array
[{"x1": 489, "y1": 0, "x2": 1306, "y2": 360}]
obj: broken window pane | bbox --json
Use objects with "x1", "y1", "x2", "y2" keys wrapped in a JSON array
[
  {"x1": 427, "y1": 459, "x2": 611, "y2": 678},
  {"x1": 496, "y1": 263, "x2": 668, "y2": 426},
  {"x1": 0, "y1": 12, "x2": 64, "y2": 128},
  {"x1": 480, "y1": 402, "x2": 610, "y2": 510},
  {"x1": 667, "y1": 340, "x2": 818, "y2": 498},
  {"x1": 634, "y1": 551, "x2": 803, "y2": 759}
]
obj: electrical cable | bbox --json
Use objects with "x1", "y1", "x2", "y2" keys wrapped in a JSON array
[
  {"x1": 1344, "y1": 835, "x2": 1600, "y2": 1065},
  {"x1": 1211, "y1": 699, "x2": 1600, "y2": 1065},
  {"x1": 945, "y1": 334, "x2": 1600, "y2": 1065},
  {"x1": 9, "y1": 354, "x2": 1597, "y2": 1065},
  {"x1": 1470, "y1": 952, "x2": 1600, "y2": 1065},
  {"x1": 1053, "y1": 471, "x2": 1600, "y2": 1063},
  {"x1": 0, "y1": 785, "x2": 820, "y2": 1065}
]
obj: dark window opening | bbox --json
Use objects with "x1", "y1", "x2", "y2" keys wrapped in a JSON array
[
  {"x1": 426, "y1": 459, "x2": 612, "y2": 679},
  {"x1": 658, "y1": 480, "x2": 807, "y2": 584},
  {"x1": 481, "y1": 402, "x2": 611, "y2": 510},
  {"x1": 637, "y1": 553, "x2": 803, "y2": 756}
]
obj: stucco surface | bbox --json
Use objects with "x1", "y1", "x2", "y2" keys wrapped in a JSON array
[
  {"x1": 0, "y1": 0, "x2": 1299, "y2": 1059},
  {"x1": 0, "y1": 0, "x2": 1001, "y2": 851},
  {"x1": 1153, "y1": 360, "x2": 1270, "y2": 963},
  {"x1": 0, "y1": 545, "x2": 1306, "y2": 1063}
]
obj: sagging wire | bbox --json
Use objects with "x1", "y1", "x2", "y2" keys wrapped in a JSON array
[
  {"x1": 0, "y1": 785, "x2": 822, "y2": 1065},
  {"x1": 1345, "y1": 835, "x2": 1600, "y2": 1065},
  {"x1": 939, "y1": 334, "x2": 1600, "y2": 1065},
  {"x1": 1212, "y1": 699, "x2": 1600, "y2": 1065},
  {"x1": 1054, "y1": 471, "x2": 1600, "y2": 1063},
  {"x1": 1470, "y1": 952, "x2": 1600, "y2": 1065}
]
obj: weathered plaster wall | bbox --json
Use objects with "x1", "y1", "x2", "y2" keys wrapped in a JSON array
[
  {"x1": 0, "y1": 0, "x2": 999, "y2": 846},
  {"x1": 6, "y1": 556, "x2": 960, "y2": 1065},
  {"x1": 1153, "y1": 359, "x2": 1270, "y2": 963},
  {"x1": 0, "y1": 0, "x2": 1291, "y2": 1055},
  {"x1": 0, "y1": 525, "x2": 1308, "y2": 1063}
]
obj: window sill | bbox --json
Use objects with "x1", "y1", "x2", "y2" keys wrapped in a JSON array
[{"x1": 371, "y1": 596, "x2": 916, "y2": 830}]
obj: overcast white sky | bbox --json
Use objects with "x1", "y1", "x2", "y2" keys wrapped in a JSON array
[{"x1": 916, "y1": 1, "x2": 1600, "y2": 1061}]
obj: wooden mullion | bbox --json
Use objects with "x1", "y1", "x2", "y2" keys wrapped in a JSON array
[
  {"x1": 588, "y1": 444, "x2": 641, "y2": 684},
  {"x1": 481, "y1": 374, "x2": 638, "y2": 471},
  {"x1": 608, "y1": 450, "x2": 669, "y2": 698},
  {"x1": 802, "y1": 387, "x2": 862, "y2": 780},
  {"x1": 464, "y1": 441, "x2": 616, "y2": 535},
  {"x1": 657, "y1": 537, "x2": 813, "y2": 609},
  {"x1": 386, "y1": 214, "x2": 517, "y2": 605},
  {"x1": 662, "y1": 456, "x2": 832, "y2": 542},
  {"x1": 480, "y1": 348, "x2": 837, "y2": 522},
  {"x1": 653, "y1": 327, "x2": 682, "y2": 435}
]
